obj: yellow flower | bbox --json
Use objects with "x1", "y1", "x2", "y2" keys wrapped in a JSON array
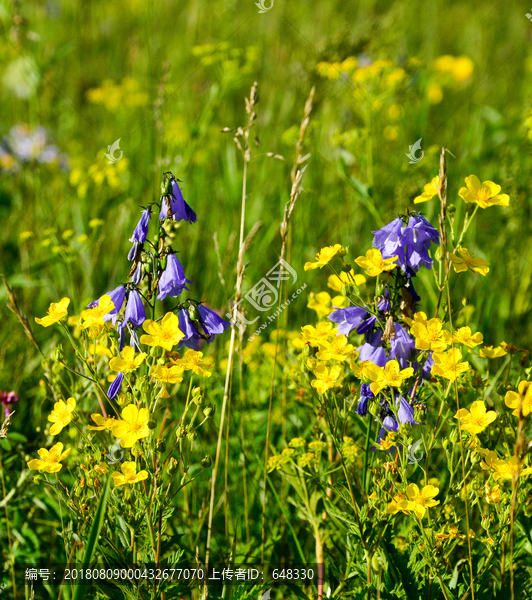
[
  {"x1": 431, "y1": 348, "x2": 469, "y2": 381},
  {"x1": 151, "y1": 364, "x2": 184, "y2": 384},
  {"x1": 403, "y1": 311, "x2": 429, "y2": 329},
  {"x1": 79, "y1": 295, "x2": 115, "y2": 330},
  {"x1": 365, "y1": 360, "x2": 414, "y2": 396},
  {"x1": 94, "y1": 463, "x2": 109, "y2": 475},
  {"x1": 109, "y1": 346, "x2": 146, "y2": 373},
  {"x1": 405, "y1": 483, "x2": 440, "y2": 519},
  {"x1": 311, "y1": 364, "x2": 343, "y2": 395},
  {"x1": 387, "y1": 492, "x2": 411, "y2": 515},
  {"x1": 483, "y1": 455, "x2": 532, "y2": 481},
  {"x1": 307, "y1": 292, "x2": 348, "y2": 316},
  {"x1": 27, "y1": 442, "x2": 71, "y2": 473},
  {"x1": 88, "y1": 342, "x2": 114, "y2": 358},
  {"x1": 308, "y1": 440, "x2": 328, "y2": 453},
  {"x1": 112, "y1": 461, "x2": 149, "y2": 486},
  {"x1": 505, "y1": 381, "x2": 532, "y2": 417},
  {"x1": 458, "y1": 175, "x2": 509, "y2": 209},
  {"x1": 327, "y1": 270, "x2": 366, "y2": 292},
  {"x1": 301, "y1": 322, "x2": 338, "y2": 348},
  {"x1": 349, "y1": 358, "x2": 374, "y2": 380},
  {"x1": 355, "y1": 249, "x2": 398, "y2": 277},
  {"x1": 48, "y1": 398, "x2": 76, "y2": 435},
  {"x1": 454, "y1": 400, "x2": 497, "y2": 435},
  {"x1": 112, "y1": 404, "x2": 150, "y2": 448},
  {"x1": 485, "y1": 484, "x2": 502, "y2": 504},
  {"x1": 178, "y1": 349, "x2": 215, "y2": 377},
  {"x1": 304, "y1": 244, "x2": 343, "y2": 270},
  {"x1": 140, "y1": 312, "x2": 184, "y2": 351},
  {"x1": 88, "y1": 413, "x2": 118, "y2": 431},
  {"x1": 479, "y1": 345, "x2": 507, "y2": 359},
  {"x1": 450, "y1": 247, "x2": 490, "y2": 276},
  {"x1": 414, "y1": 175, "x2": 440, "y2": 204},
  {"x1": 289, "y1": 437, "x2": 306, "y2": 448},
  {"x1": 35, "y1": 297, "x2": 70, "y2": 327},
  {"x1": 316, "y1": 335, "x2": 354, "y2": 362},
  {"x1": 451, "y1": 327, "x2": 483, "y2": 348},
  {"x1": 411, "y1": 317, "x2": 450, "y2": 352}
]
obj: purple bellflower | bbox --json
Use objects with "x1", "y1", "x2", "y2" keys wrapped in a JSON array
[
  {"x1": 122, "y1": 290, "x2": 146, "y2": 328},
  {"x1": 130, "y1": 208, "x2": 151, "y2": 244},
  {"x1": 328, "y1": 306, "x2": 371, "y2": 336},
  {"x1": 160, "y1": 179, "x2": 197, "y2": 223},
  {"x1": 197, "y1": 305, "x2": 231, "y2": 344},
  {"x1": 372, "y1": 214, "x2": 439, "y2": 275},
  {"x1": 107, "y1": 372, "x2": 124, "y2": 400},
  {"x1": 157, "y1": 253, "x2": 193, "y2": 301},
  {"x1": 88, "y1": 285, "x2": 126, "y2": 325}
]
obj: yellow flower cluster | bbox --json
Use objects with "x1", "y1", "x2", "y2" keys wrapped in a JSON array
[
  {"x1": 268, "y1": 438, "x2": 330, "y2": 472},
  {"x1": 480, "y1": 450, "x2": 532, "y2": 481},
  {"x1": 387, "y1": 483, "x2": 440, "y2": 519},
  {"x1": 86, "y1": 78, "x2": 149, "y2": 111}
]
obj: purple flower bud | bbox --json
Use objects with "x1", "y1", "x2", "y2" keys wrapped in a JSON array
[
  {"x1": 107, "y1": 372, "x2": 124, "y2": 400},
  {"x1": 156, "y1": 253, "x2": 193, "y2": 301},
  {"x1": 378, "y1": 288, "x2": 391, "y2": 312},
  {"x1": 130, "y1": 208, "x2": 151, "y2": 244},
  {"x1": 123, "y1": 290, "x2": 145, "y2": 328},
  {"x1": 128, "y1": 241, "x2": 139, "y2": 262},
  {"x1": 159, "y1": 180, "x2": 197, "y2": 223},
  {"x1": 131, "y1": 262, "x2": 142, "y2": 285}
]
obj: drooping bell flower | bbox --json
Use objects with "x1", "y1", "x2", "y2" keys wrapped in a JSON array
[
  {"x1": 88, "y1": 285, "x2": 126, "y2": 325},
  {"x1": 159, "y1": 179, "x2": 197, "y2": 223},
  {"x1": 157, "y1": 253, "x2": 193, "y2": 300},
  {"x1": 196, "y1": 305, "x2": 231, "y2": 343},
  {"x1": 122, "y1": 290, "x2": 146, "y2": 328},
  {"x1": 389, "y1": 323, "x2": 416, "y2": 362},
  {"x1": 178, "y1": 309, "x2": 202, "y2": 349},
  {"x1": 107, "y1": 372, "x2": 124, "y2": 400},
  {"x1": 357, "y1": 329, "x2": 387, "y2": 366},
  {"x1": 396, "y1": 395, "x2": 418, "y2": 425},
  {"x1": 130, "y1": 208, "x2": 151, "y2": 244},
  {"x1": 328, "y1": 306, "x2": 371, "y2": 336}
]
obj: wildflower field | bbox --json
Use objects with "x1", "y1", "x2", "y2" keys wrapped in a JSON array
[{"x1": 2, "y1": 0, "x2": 532, "y2": 598}]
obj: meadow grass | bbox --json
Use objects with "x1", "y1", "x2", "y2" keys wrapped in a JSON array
[{"x1": 1, "y1": 1, "x2": 532, "y2": 598}]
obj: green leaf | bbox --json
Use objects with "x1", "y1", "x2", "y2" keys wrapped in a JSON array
[{"x1": 72, "y1": 475, "x2": 111, "y2": 600}]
